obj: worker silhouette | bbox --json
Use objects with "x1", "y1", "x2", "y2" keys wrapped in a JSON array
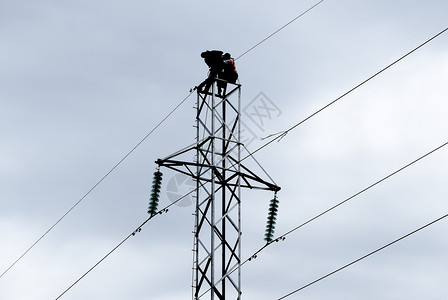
[
  {"x1": 218, "y1": 52, "x2": 238, "y2": 95},
  {"x1": 197, "y1": 50, "x2": 238, "y2": 96}
]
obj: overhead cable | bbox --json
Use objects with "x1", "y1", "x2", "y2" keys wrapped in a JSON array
[
  {"x1": 248, "y1": 26, "x2": 448, "y2": 161},
  {"x1": 54, "y1": 187, "x2": 196, "y2": 300},
  {"x1": 235, "y1": 0, "x2": 324, "y2": 61},
  {"x1": 272, "y1": 141, "x2": 448, "y2": 243},
  {"x1": 0, "y1": 90, "x2": 195, "y2": 280},
  {"x1": 277, "y1": 212, "x2": 448, "y2": 299}
]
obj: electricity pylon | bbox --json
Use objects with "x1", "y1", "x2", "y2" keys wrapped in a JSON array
[{"x1": 156, "y1": 78, "x2": 280, "y2": 299}]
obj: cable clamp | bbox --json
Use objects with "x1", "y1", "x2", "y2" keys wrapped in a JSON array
[
  {"x1": 275, "y1": 236, "x2": 286, "y2": 242},
  {"x1": 248, "y1": 254, "x2": 258, "y2": 261},
  {"x1": 132, "y1": 227, "x2": 142, "y2": 236}
]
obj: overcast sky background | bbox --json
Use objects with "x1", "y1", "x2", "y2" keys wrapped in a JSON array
[{"x1": 1, "y1": 0, "x2": 448, "y2": 299}]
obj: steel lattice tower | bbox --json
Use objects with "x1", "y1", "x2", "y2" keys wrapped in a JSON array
[{"x1": 156, "y1": 78, "x2": 280, "y2": 299}]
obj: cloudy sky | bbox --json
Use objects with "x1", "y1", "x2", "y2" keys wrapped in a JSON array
[{"x1": 1, "y1": 0, "x2": 448, "y2": 299}]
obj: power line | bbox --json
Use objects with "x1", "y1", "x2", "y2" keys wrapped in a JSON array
[
  {"x1": 0, "y1": 90, "x2": 194, "y2": 280},
  {"x1": 235, "y1": 0, "x2": 324, "y2": 61},
  {"x1": 54, "y1": 188, "x2": 197, "y2": 299},
  {"x1": 198, "y1": 140, "x2": 448, "y2": 298},
  {"x1": 277, "y1": 212, "x2": 448, "y2": 299},
  {"x1": 247, "y1": 26, "x2": 448, "y2": 161},
  {"x1": 274, "y1": 141, "x2": 448, "y2": 242},
  {"x1": 256, "y1": 140, "x2": 448, "y2": 254}
]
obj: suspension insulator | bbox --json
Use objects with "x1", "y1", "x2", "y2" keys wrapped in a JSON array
[
  {"x1": 148, "y1": 170, "x2": 163, "y2": 215},
  {"x1": 264, "y1": 193, "x2": 279, "y2": 243}
]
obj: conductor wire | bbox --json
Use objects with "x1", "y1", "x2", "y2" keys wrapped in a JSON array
[
  {"x1": 235, "y1": 0, "x2": 324, "y2": 61},
  {"x1": 248, "y1": 26, "x2": 448, "y2": 161},
  {"x1": 54, "y1": 187, "x2": 198, "y2": 300},
  {"x1": 274, "y1": 141, "x2": 448, "y2": 242},
  {"x1": 0, "y1": 90, "x2": 195, "y2": 280},
  {"x1": 277, "y1": 212, "x2": 448, "y2": 299}
]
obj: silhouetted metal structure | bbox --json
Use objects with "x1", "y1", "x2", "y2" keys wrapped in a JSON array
[{"x1": 156, "y1": 78, "x2": 280, "y2": 299}]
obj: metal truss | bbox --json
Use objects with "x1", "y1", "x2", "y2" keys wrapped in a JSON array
[{"x1": 156, "y1": 79, "x2": 280, "y2": 299}]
